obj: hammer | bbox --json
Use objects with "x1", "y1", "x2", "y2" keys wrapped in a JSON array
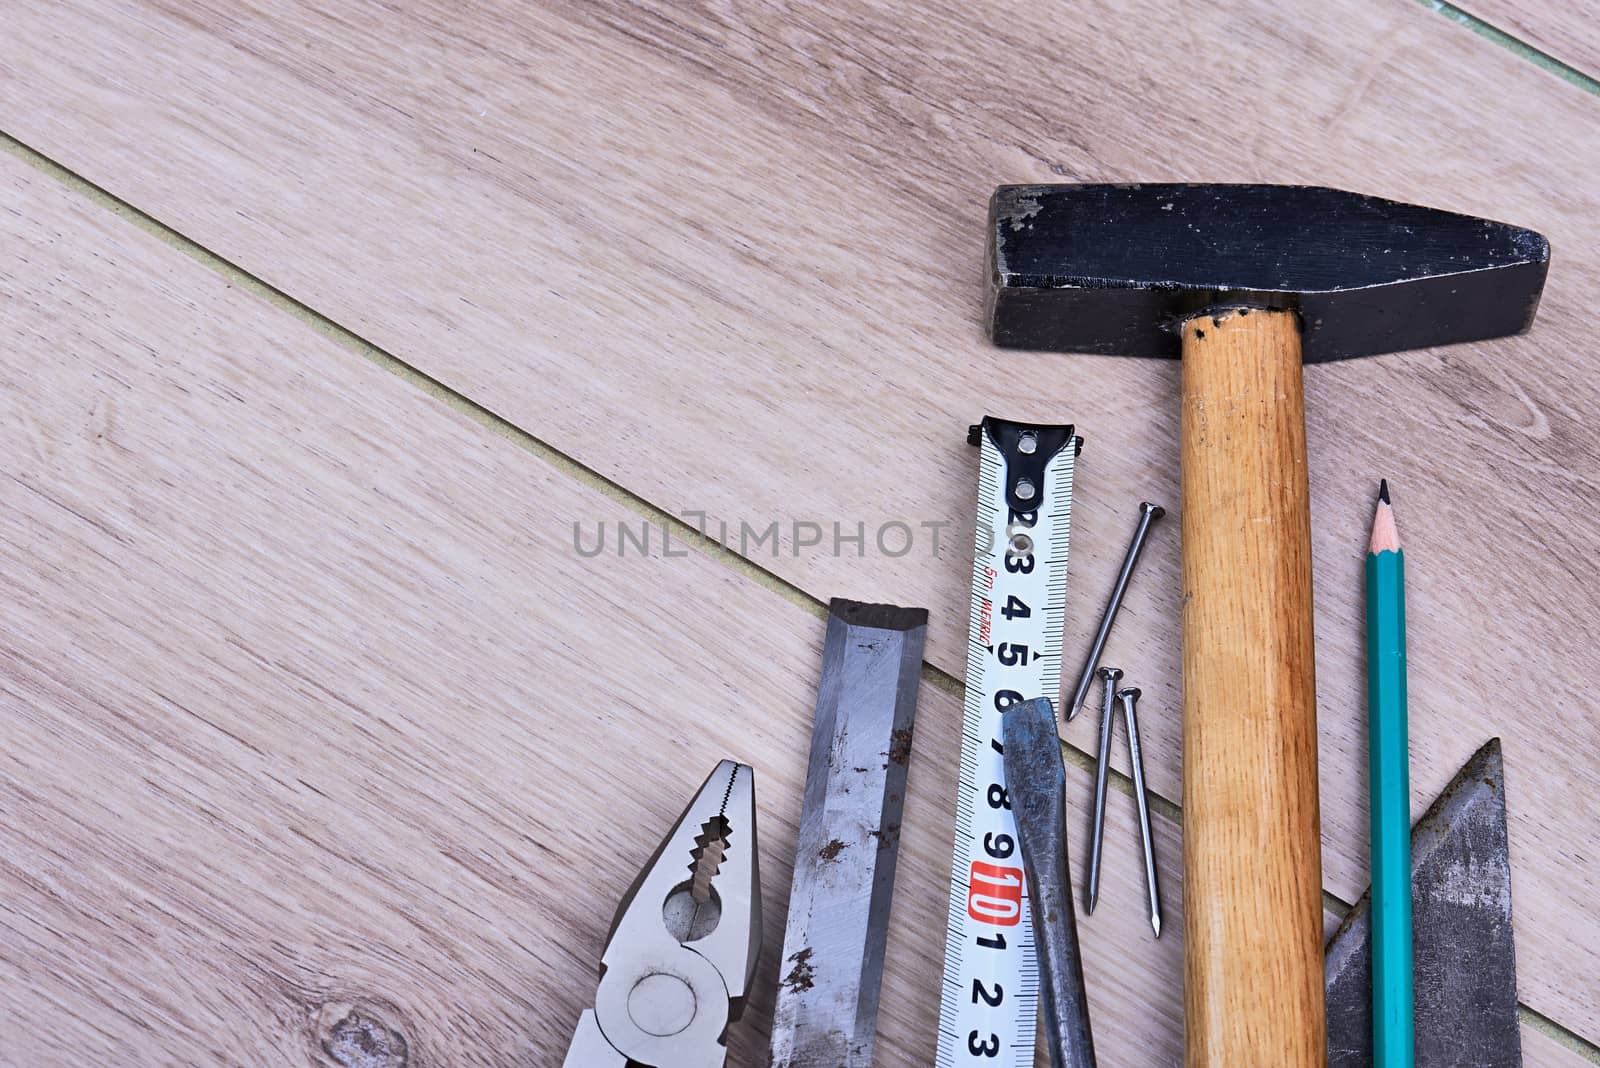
[{"x1": 985, "y1": 184, "x2": 1548, "y2": 1066}]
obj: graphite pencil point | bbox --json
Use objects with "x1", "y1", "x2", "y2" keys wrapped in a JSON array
[{"x1": 1370, "y1": 484, "x2": 1400, "y2": 556}]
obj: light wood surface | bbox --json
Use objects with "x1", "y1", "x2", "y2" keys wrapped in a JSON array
[
  {"x1": 1528, "y1": 1028, "x2": 1600, "y2": 1068},
  {"x1": 1, "y1": 0, "x2": 1597, "y2": 1059},
  {"x1": 4, "y1": 14, "x2": 1596, "y2": 1033},
  {"x1": 2, "y1": 160, "x2": 1587, "y2": 1067},
  {"x1": 1457, "y1": 0, "x2": 1600, "y2": 82},
  {"x1": 1180, "y1": 310, "x2": 1324, "y2": 1065},
  {"x1": 0, "y1": 150, "x2": 1200, "y2": 1066},
  {"x1": 0, "y1": 159, "x2": 1584, "y2": 1068}
]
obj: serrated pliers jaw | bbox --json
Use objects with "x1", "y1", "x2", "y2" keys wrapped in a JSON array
[{"x1": 562, "y1": 760, "x2": 761, "y2": 1068}]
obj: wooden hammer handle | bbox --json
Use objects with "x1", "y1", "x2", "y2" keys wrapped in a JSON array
[{"x1": 1180, "y1": 308, "x2": 1326, "y2": 1066}]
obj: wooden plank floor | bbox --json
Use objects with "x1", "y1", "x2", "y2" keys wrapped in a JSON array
[
  {"x1": 0, "y1": 157, "x2": 1588, "y2": 1068},
  {"x1": 0, "y1": 150, "x2": 1191, "y2": 1065},
  {"x1": 1, "y1": 0, "x2": 1597, "y2": 1063},
  {"x1": 1455, "y1": 0, "x2": 1600, "y2": 82}
]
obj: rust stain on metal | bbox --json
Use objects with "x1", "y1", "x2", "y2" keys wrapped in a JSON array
[
  {"x1": 869, "y1": 822, "x2": 901, "y2": 850},
  {"x1": 782, "y1": 947, "x2": 816, "y2": 994},
  {"x1": 888, "y1": 728, "x2": 913, "y2": 766}
]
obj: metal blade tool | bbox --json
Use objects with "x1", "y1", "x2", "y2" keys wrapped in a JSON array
[
  {"x1": 1325, "y1": 738, "x2": 1522, "y2": 1067},
  {"x1": 769, "y1": 598, "x2": 928, "y2": 1068},
  {"x1": 935, "y1": 417, "x2": 1080, "y2": 1068}
]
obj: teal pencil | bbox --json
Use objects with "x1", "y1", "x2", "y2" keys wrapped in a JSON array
[{"x1": 1367, "y1": 480, "x2": 1413, "y2": 1067}]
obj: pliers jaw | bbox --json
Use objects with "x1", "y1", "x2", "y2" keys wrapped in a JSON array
[{"x1": 564, "y1": 760, "x2": 761, "y2": 1068}]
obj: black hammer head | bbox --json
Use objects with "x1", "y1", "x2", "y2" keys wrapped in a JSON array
[{"x1": 987, "y1": 184, "x2": 1549, "y2": 362}]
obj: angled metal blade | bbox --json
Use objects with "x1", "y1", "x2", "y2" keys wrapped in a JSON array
[
  {"x1": 769, "y1": 598, "x2": 928, "y2": 1068},
  {"x1": 1325, "y1": 738, "x2": 1521, "y2": 1066}
]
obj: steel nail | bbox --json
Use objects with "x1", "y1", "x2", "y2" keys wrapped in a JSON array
[
  {"x1": 1117, "y1": 686, "x2": 1162, "y2": 937},
  {"x1": 1085, "y1": 667, "x2": 1122, "y2": 915},
  {"x1": 1065, "y1": 502, "x2": 1165, "y2": 719}
]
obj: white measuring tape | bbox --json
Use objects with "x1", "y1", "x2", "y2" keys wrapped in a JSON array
[{"x1": 935, "y1": 417, "x2": 1078, "y2": 1067}]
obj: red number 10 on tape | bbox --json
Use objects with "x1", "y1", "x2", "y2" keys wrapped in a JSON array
[{"x1": 966, "y1": 861, "x2": 1024, "y2": 925}]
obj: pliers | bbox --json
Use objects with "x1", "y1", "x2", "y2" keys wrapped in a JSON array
[{"x1": 562, "y1": 760, "x2": 761, "y2": 1068}]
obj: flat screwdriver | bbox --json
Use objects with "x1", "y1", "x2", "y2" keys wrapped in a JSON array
[{"x1": 1001, "y1": 696, "x2": 1097, "y2": 1068}]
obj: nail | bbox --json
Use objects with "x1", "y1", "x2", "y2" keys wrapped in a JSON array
[
  {"x1": 1085, "y1": 666, "x2": 1122, "y2": 914},
  {"x1": 1065, "y1": 502, "x2": 1164, "y2": 720},
  {"x1": 1117, "y1": 686, "x2": 1162, "y2": 937}
]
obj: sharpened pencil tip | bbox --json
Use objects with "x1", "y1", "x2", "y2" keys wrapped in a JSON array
[{"x1": 1369, "y1": 482, "x2": 1400, "y2": 554}]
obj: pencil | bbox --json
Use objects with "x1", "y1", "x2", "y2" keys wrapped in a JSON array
[{"x1": 1368, "y1": 479, "x2": 1413, "y2": 1068}]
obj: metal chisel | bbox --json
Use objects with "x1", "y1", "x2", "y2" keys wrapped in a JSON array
[{"x1": 769, "y1": 598, "x2": 928, "y2": 1068}]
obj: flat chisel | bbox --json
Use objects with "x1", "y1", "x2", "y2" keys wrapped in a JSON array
[{"x1": 769, "y1": 598, "x2": 928, "y2": 1068}]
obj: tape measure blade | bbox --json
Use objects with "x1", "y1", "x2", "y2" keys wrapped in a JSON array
[{"x1": 934, "y1": 417, "x2": 1076, "y2": 1068}]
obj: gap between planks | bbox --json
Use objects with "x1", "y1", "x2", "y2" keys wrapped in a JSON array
[
  {"x1": 1414, "y1": 0, "x2": 1600, "y2": 94},
  {"x1": 6, "y1": 125, "x2": 1599, "y2": 1065}
]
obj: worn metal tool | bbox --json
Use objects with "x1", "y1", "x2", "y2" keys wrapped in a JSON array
[
  {"x1": 562, "y1": 760, "x2": 760, "y2": 1068},
  {"x1": 1001, "y1": 696, "x2": 1096, "y2": 1068},
  {"x1": 769, "y1": 598, "x2": 927, "y2": 1068},
  {"x1": 988, "y1": 183, "x2": 1548, "y2": 1066},
  {"x1": 1084, "y1": 666, "x2": 1121, "y2": 915},
  {"x1": 1065, "y1": 502, "x2": 1164, "y2": 719},
  {"x1": 1117, "y1": 686, "x2": 1162, "y2": 938},
  {"x1": 1326, "y1": 738, "x2": 1521, "y2": 1067}
]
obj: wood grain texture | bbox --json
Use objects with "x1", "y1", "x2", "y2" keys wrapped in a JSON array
[
  {"x1": 1180, "y1": 311, "x2": 1323, "y2": 1066},
  {"x1": 1524, "y1": 1027, "x2": 1600, "y2": 1068},
  {"x1": 1455, "y1": 0, "x2": 1600, "y2": 83},
  {"x1": 2, "y1": 0, "x2": 1598, "y2": 1044},
  {"x1": 0, "y1": 126, "x2": 1591, "y2": 1068},
  {"x1": 0, "y1": 150, "x2": 1201, "y2": 1066}
]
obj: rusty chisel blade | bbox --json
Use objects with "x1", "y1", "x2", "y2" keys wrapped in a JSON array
[
  {"x1": 769, "y1": 598, "x2": 928, "y2": 1068},
  {"x1": 1325, "y1": 737, "x2": 1521, "y2": 1067}
]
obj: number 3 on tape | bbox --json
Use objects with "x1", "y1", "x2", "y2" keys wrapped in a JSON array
[{"x1": 935, "y1": 417, "x2": 1078, "y2": 1068}]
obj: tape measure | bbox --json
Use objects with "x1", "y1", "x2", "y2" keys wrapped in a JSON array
[{"x1": 935, "y1": 416, "x2": 1079, "y2": 1067}]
